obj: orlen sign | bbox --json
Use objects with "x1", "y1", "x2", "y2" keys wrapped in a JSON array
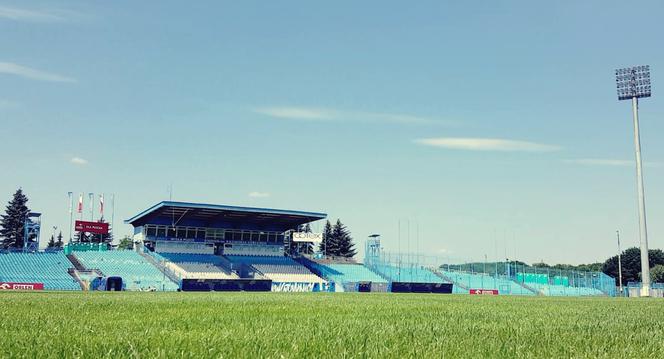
[
  {"x1": 292, "y1": 232, "x2": 323, "y2": 244},
  {"x1": 0, "y1": 282, "x2": 44, "y2": 291},
  {"x1": 469, "y1": 289, "x2": 499, "y2": 295},
  {"x1": 75, "y1": 220, "x2": 109, "y2": 234}
]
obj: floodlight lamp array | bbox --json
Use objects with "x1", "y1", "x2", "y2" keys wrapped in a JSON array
[{"x1": 616, "y1": 65, "x2": 651, "y2": 100}]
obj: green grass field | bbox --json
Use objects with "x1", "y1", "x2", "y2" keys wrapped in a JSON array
[{"x1": 0, "y1": 292, "x2": 663, "y2": 358}]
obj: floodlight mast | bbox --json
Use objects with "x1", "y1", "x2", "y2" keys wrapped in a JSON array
[{"x1": 615, "y1": 65, "x2": 652, "y2": 297}]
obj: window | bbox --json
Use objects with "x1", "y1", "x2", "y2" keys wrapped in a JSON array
[{"x1": 146, "y1": 225, "x2": 157, "y2": 237}]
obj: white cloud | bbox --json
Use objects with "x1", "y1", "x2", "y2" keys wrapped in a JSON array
[
  {"x1": 564, "y1": 158, "x2": 661, "y2": 168},
  {"x1": 248, "y1": 191, "x2": 270, "y2": 198},
  {"x1": 0, "y1": 5, "x2": 65, "y2": 22},
  {"x1": 0, "y1": 62, "x2": 76, "y2": 83},
  {"x1": 414, "y1": 137, "x2": 561, "y2": 152},
  {"x1": 253, "y1": 106, "x2": 441, "y2": 125},
  {"x1": 70, "y1": 157, "x2": 88, "y2": 165}
]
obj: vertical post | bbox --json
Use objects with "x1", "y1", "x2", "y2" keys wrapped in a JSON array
[
  {"x1": 617, "y1": 230, "x2": 623, "y2": 295},
  {"x1": 89, "y1": 193, "x2": 94, "y2": 222},
  {"x1": 632, "y1": 97, "x2": 651, "y2": 297},
  {"x1": 68, "y1": 192, "x2": 73, "y2": 243},
  {"x1": 111, "y1": 194, "x2": 116, "y2": 243}
]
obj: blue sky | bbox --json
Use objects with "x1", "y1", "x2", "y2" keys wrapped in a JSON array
[{"x1": 1, "y1": 1, "x2": 663, "y2": 264}]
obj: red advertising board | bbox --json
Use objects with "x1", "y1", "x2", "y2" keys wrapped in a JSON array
[
  {"x1": 469, "y1": 289, "x2": 499, "y2": 295},
  {"x1": 75, "y1": 220, "x2": 109, "y2": 234},
  {"x1": 0, "y1": 282, "x2": 44, "y2": 291}
]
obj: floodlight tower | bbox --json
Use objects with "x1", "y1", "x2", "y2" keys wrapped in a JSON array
[{"x1": 615, "y1": 65, "x2": 652, "y2": 297}]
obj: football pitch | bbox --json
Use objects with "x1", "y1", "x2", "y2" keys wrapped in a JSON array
[{"x1": 0, "y1": 292, "x2": 662, "y2": 358}]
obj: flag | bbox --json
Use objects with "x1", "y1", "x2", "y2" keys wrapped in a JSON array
[
  {"x1": 100, "y1": 194, "x2": 104, "y2": 216},
  {"x1": 77, "y1": 193, "x2": 83, "y2": 213}
]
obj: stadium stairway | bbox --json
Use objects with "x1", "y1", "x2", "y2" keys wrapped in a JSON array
[
  {"x1": 66, "y1": 254, "x2": 86, "y2": 271},
  {"x1": 139, "y1": 250, "x2": 182, "y2": 285},
  {"x1": 431, "y1": 269, "x2": 469, "y2": 292},
  {"x1": 514, "y1": 281, "x2": 541, "y2": 295}
]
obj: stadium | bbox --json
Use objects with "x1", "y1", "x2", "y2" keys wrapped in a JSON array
[
  {"x1": 0, "y1": 200, "x2": 619, "y2": 296},
  {"x1": 3, "y1": 2, "x2": 664, "y2": 357},
  {"x1": 1, "y1": 200, "x2": 663, "y2": 357}
]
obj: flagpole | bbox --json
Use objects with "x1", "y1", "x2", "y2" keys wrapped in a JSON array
[
  {"x1": 68, "y1": 192, "x2": 73, "y2": 243},
  {"x1": 89, "y1": 192, "x2": 94, "y2": 222},
  {"x1": 111, "y1": 194, "x2": 116, "y2": 243}
]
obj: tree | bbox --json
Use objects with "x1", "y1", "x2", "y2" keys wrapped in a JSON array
[
  {"x1": 297, "y1": 223, "x2": 314, "y2": 255},
  {"x1": 117, "y1": 235, "x2": 134, "y2": 250},
  {"x1": 47, "y1": 235, "x2": 56, "y2": 248},
  {"x1": 651, "y1": 265, "x2": 664, "y2": 284},
  {"x1": 55, "y1": 231, "x2": 64, "y2": 248},
  {"x1": 332, "y1": 219, "x2": 356, "y2": 258},
  {"x1": 0, "y1": 189, "x2": 31, "y2": 249},
  {"x1": 603, "y1": 247, "x2": 664, "y2": 285},
  {"x1": 319, "y1": 220, "x2": 335, "y2": 256}
]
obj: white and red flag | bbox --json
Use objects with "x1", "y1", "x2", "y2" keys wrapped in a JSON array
[
  {"x1": 77, "y1": 193, "x2": 83, "y2": 213},
  {"x1": 99, "y1": 194, "x2": 104, "y2": 216}
]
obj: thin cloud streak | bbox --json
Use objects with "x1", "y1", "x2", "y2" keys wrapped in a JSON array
[
  {"x1": 415, "y1": 137, "x2": 561, "y2": 152},
  {"x1": 253, "y1": 106, "x2": 444, "y2": 125},
  {"x1": 0, "y1": 62, "x2": 76, "y2": 83},
  {"x1": 254, "y1": 107, "x2": 331, "y2": 121},
  {"x1": 0, "y1": 5, "x2": 65, "y2": 22}
]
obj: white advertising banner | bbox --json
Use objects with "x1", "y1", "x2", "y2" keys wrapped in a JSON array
[{"x1": 292, "y1": 232, "x2": 323, "y2": 243}]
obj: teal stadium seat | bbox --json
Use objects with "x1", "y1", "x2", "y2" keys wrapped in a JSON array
[
  {"x1": 73, "y1": 250, "x2": 178, "y2": 291},
  {"x1": 0, "y1": 252, "x2": 80, "y2": 290},
  {"x1": 372, "y1": 264, "x2": 446, "y2": 284},
  {"x1": 441, "y1": 271, "x2": 535, "y2": 295},
  {"x1": 309, "y1": 263, "x2": 387, "y2": 284}
]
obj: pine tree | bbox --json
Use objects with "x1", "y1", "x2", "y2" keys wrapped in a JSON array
[
  {"x1": 333, "y1": 219, "x2": 356, "y2": 258},
  {"x1": 47, "y1": 235, "x2": 56, "y2": 248},
  {"x1": 55, "y1": 231, "x2": 64, "y2": 248},
  {"x1": 319, "y1": 220, "x2": 335, "y2": 256},
  {"x1": 0, "y1": 189, "x2": 31, "y2": 249}
]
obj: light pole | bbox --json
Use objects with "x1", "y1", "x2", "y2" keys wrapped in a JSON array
[
  {"x1": 616, "y1": 65, "x2": 652, "y2": 297},
  {"x1": 616, "y1": 230, "x2": 623, "y2": 295}
]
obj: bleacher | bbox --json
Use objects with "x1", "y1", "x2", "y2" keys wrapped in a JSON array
[
  {"x1": 441, "y1": 271, "x2": 536, "y2": 295},
  {"x1": 227, "y1": 255, "x2": 324, "y2": 283},
  {"x1": 527, "y1": 283, "x2": 605, "y2": 296},
  {"x1": 0, "y1": 252, "x2": 81, "y2": 290},
  {"x1": 309, "y1": 262, "x2": 387, "y2": 284},
  {"x1": 371, "y1": 264, "x2": 446, "y2": 284},
  {"x1": 223, "y1": 244, "x2": 283, "y2": 256},
  {"x1": 156, "y1": 252, "x2": 238, "y2": 280},
  {"x1": 73, "y1": 250, "x2": 178, "y2": 291}
]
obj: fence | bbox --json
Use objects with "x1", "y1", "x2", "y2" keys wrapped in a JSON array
[{"x1": 366, "y1": 251, "x2": 616, "y2": 296}]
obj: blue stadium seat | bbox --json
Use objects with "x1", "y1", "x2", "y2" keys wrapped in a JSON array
[
  {"x1": 73, "y1": 250, "x2": 178, "y2": 291},
  {"x1": 0, "y1": 252, "x2": 80, "y2": 290},
  {"x1": 227, "y1": 255, "x2": 324, "y2": 283}
]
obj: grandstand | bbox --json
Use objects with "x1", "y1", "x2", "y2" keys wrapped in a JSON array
[
  {"x1": 125, "y1": 201, "x2": 328, "y2": 291},
  {"x1": 72, "y1": 250, "x2": 178, "y2": 291},
  {"x1": 0, "y1": 251, "x2": 80, "y2": 290}
]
